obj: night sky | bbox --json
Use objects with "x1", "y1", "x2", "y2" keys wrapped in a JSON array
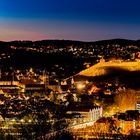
[{"x1": 0, "y1": 0, "x2": 140, "y2": 41}]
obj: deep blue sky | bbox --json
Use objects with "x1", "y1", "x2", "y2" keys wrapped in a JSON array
[{"x1": 0, "y1": 0, "x2": 140, "y2": 41}]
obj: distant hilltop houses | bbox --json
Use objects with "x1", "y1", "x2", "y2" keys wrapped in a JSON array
[{"x1": 98, "y1": 51, "x2": 140, "y2": 63}]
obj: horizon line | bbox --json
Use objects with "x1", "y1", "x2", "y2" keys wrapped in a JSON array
[{"x1": 1, "y1": 38, "x2": 140, "y2": 43}]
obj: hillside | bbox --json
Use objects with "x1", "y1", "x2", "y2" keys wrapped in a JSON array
[
  {"x1": 77, "y1": 60, "x2": 140, "y2": 89},
  {"x1": 79, "y1": 60, "x2": 140, "y2": 77}
]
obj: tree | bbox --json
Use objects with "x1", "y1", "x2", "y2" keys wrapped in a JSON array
[
  {"x1": 106, "y1": 89, "x2": 137, "y2": 116},
  {"x1": 66, "y1": 93, "x2": 74, "y2": 105},
  {"x1": 18, "y1": 112, "x2": 51, "y2": 140}
]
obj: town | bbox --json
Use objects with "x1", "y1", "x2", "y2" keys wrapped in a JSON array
[{"x1": 0, "y1": 39, "x2": 140, "y2": 139}]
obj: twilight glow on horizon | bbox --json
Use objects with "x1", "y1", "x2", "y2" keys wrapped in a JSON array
[{"x1": 0, "y1": 0, "x2": 140, "y2": 41}]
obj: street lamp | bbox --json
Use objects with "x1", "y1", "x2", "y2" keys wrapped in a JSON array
[
  {"x1": 20, "y1": 119, "x2": 24, "y2": 123},
  {"x1": 28, "y1": 119, "x2": 32, "y2": 123},
  {"x1": 77, "y1": 83, "x2": 85, "y2": 90}
]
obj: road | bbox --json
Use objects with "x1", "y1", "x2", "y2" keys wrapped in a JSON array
[{"x1": 36, "y1": 120, "x2": 96, "y2": 140}]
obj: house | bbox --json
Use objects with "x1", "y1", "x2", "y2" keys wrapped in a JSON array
[
  {"x1": 25, "y1": 84, "x2": 45, "y2": 94},
  {"x1": 0, "y1": 80, "x2": 22, "y2": 93},
  {"x1": 66, "y1": 106, "x2": 103, "y2": 125}
]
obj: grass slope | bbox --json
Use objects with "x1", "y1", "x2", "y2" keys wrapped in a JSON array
[{"x1": 79, "y1": 60, "x2": 140, "y2": 77}]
